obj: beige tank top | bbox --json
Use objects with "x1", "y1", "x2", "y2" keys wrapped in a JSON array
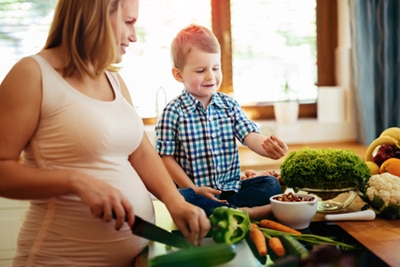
[{"x1": 14, "y1": 55, "x2": 154, "y2": 267}]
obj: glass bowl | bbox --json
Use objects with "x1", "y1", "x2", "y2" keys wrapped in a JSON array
[{"x1": 295, "y1": 182, "x2": 358, "y2": 212}]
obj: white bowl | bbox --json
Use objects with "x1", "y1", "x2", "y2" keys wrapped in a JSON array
[{"x1": 269, "y1": 193, "x2": 318, "y2": 230}]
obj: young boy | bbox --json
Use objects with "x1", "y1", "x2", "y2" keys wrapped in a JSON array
[{"x1": 155, "y1": 24, "x2": 288, "y2": 219}]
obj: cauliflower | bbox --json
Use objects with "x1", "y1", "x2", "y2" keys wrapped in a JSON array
[{"x1": 360, "y1": 172, "x2": 400, "y2": 219}]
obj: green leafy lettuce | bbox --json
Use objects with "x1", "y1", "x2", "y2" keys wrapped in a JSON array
[{"x1": 280, "y1": 147, "x2": 370, "y2": 189}]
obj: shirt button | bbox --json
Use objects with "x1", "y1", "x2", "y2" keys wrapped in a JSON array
[{"x1": 211, "y1": 134, "x2": 216, "y2": 138}]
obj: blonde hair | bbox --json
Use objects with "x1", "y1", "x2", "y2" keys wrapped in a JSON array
[
  {"x1": 171, "y1": 24, "x2": 220, "y2": 70},
  {"x1": 44, "y1": 0, "x2": 121, "y2": 78}
]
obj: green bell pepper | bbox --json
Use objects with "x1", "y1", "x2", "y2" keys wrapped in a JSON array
[{"x1": 208, "y1": 206, "x2": 251, "y2": 244}]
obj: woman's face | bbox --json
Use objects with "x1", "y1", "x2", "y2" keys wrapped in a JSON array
[{"x1": 111, "y1": 0, "x2": 138, "y2": 63}]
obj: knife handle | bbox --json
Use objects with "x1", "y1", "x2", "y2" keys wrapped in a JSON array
[
  {"x1": 111, "y1": 210, "x2": 128, "y2": 221},
  {"x1": 325, "y1": 210, "x2": 376, "y2": 221}
]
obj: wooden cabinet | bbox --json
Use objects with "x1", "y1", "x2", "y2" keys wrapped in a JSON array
[{"x1": 0, "y1": 198, "x2": 29, "y2": 267}]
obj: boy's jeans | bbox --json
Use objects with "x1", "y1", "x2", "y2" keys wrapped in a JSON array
[{"x1": 179, "y1": 175, "x2": 281, "y2": 216}]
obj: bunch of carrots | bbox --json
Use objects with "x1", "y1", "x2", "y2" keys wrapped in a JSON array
[
  {"x1": 248, "y1": 221, "x2": 293, "y2": 257},
  {"x1": 247, "y1": 219, "x2": 354, "y2": 260}
]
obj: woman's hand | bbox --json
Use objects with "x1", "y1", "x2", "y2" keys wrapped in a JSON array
[
  {"x1": 167, "y1": 201, "x2": 211, "y2": 246},
  {"x1": 71, "y1": 171, "x2": 134, "y2": 230}
]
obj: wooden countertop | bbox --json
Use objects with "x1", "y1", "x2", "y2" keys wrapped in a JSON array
[
  {"x1": 338, "y1": 218, "x2": 400, "y2": 266},
  {"x1": 313, "y1": 196, "x2": 400, "y2": 266},
  {"x1": 239, "y1": 141, "x2": 367, "y2": 171}
]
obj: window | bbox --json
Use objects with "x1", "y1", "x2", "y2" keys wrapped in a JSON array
[
  {"x1": 212, "y1": 0, "x2": 337, "y2": 120},
  {"x1": 0, "y1": 0, "x2": 56, "y2": 81},
  {"x1": 118, "y1": 0, "x2": 212, "y2": 118},
  {"x1": 0, "y1": 0, "x2": 336, "y2": 121},
  {"x1": 230, "y1": 0, "x2": 317, "y2": 104}
]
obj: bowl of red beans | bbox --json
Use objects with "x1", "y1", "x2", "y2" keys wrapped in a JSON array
[{"x1": 269, "y1": 192, "x2": 318, "y2": 230}]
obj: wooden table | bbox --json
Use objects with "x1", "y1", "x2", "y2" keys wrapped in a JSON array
[
  {"x1": 313, "y1": 196, "x2": 400, "y2": 266},
  {"x1": 337, "y1": 218, "x2": 400, "y2": 266}
]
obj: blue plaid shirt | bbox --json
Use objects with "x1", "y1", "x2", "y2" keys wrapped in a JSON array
[{"x1": 155, "y1": 89, "x2": 260, "y2": 192}]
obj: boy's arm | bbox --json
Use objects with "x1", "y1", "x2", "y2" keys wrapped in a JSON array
[{"x1": 244, "y1": 132, "x2": 288, "y2": 160}]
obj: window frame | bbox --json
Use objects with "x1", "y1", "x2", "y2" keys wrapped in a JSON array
[{"x1": 211, "y1": 0, "x2": 337, "y2": 120}]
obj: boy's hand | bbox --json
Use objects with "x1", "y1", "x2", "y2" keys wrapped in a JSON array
[
  {"x1": 194, "y1": 186, "x2": 229, "y2": 204},
  {"x1": 261, "y1": 135, "x2": 288, "y2": 159}
]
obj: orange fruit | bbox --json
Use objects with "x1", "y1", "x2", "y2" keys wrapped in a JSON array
[{"x1": 379, "y1": 158, "x2": 400, "y2": 176}]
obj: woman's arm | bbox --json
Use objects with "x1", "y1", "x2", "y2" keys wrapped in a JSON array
[
  {"x1": 161, "y1": 156, "x2": 196, "y2": 188},
  {"x1": 129, "y1": 134, "x2": 210, "y2": 245},
  {"x1": 0, "y1": 57, "x2": 72, "y2": 199}
]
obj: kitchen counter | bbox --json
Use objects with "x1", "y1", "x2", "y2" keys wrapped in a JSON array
[
  {"x1": 322, "y1": 197, "x2": 400, "y2": 266},
  {"x1": 311, "y1": 195, "x2": 400, "y2": 267},
  {"x1": 337, "y1": 217, "x2": 400, "y2": 266},
  {"x1": 137, "y1": 141, "x2": 395, "y2": 266},
  {"x1": 146, "y1": 198, "x2": 399, "y2": 267}
]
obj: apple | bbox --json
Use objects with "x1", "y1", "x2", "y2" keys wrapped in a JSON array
[{"x1": 373, "y1": 145, "x2": 396, "y2": 166}]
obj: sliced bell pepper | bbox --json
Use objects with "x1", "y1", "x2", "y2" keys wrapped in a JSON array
[{"x1": 208, "y1": 206, "x2": 251, "y2": 244}]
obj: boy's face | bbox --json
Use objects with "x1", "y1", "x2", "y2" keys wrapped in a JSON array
[{"x1": 173, "y1": 47, "x2": 222, "y2": 104}]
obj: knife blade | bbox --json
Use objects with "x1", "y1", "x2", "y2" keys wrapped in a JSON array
[{"x1": 114, "y1": 213, "x2": 194, "y2": 249}]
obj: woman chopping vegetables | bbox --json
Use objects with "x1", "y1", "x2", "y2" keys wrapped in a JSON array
[{"x1": 0, "y1": 0, "x2": 210, "y2": 266}]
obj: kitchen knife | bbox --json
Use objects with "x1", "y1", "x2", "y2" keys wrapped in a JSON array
[{"x1": 114, "y1": 213, "x2": 194, "y2": 249}]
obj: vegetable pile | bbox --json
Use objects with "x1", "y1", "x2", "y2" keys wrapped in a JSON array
[
  {"x1": 280, "y1": 147, "x2": 370, "y2": 189},
  {"x1": 359, "y1": 127, "x2": 400, "y2": 219},
  {"x1": 208, "y1": 207, "x2": 356, "y2": 264},
  {"x1": 359, "y1": 169, "x2": 400, "y2": 219}
]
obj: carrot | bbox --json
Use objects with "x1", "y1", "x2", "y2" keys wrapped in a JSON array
[
  {"x1": 249, "y1": 223, "x2": 267, "y2": 257},
  {"x1": 259, "y1": 219, "x2": 302, "y2": 235},
  {"x1": 268, "y1": 237, "x2": 286, "y2": 257}
]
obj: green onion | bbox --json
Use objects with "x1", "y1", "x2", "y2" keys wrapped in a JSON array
[{"x1": 258, "y1": 227, "x2": 355, "y2": 250}]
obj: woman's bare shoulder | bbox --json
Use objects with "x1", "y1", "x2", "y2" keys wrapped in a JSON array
[
  {"x1": 3, "y1": 56, "x2": 41, "y2": 82},
  {"x1": 1, "y1": 56, "x2": 41, "y2": 86},
  {"x1": 0, "y1": 55, "x2": 43, "y2": 103}
]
